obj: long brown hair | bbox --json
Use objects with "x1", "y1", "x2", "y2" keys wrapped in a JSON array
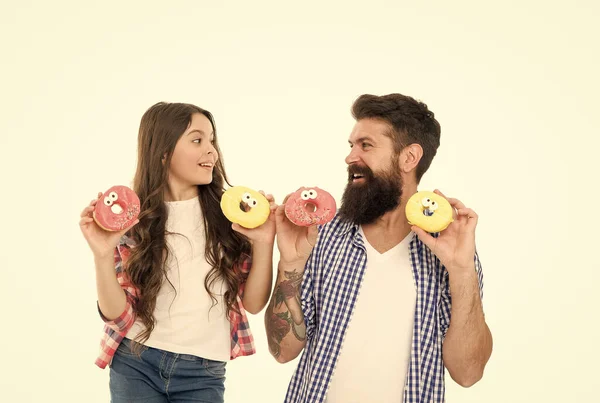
[{"x1": 125, "y1": 102, "x2": 251, "y2": 347}]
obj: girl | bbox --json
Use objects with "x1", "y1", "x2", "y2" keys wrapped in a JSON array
[{"x1": 79, "y1": 102, "x2": 276, "y2": 402}]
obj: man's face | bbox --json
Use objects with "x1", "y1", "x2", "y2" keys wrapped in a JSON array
[{"x1": 338, "y1": 118, "x2": 404, "y2": 225}]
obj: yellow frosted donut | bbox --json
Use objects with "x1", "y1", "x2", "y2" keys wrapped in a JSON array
[
  {"x1": 405, "y1": 191, "x2": 454, "y2": 233},
  {"x1": 221, "y1": 186, "x2": 270, "y2": 229}
]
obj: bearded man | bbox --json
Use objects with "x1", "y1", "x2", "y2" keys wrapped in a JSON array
[{"x1": 265, "y1": 93, "x2": 493, "y2": 403}]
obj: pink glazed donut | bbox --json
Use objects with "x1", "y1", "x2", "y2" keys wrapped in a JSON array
[
  {"x1": 284, "y1": 187, "x2": 336, "y2": 226},
  {"x1": 93, "y1": 185, "x2": 141, "y2": 231}
]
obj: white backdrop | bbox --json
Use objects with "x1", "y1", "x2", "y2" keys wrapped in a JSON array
[{"x1": 1, "y1": 1, "x2": 598, "y2": 402}]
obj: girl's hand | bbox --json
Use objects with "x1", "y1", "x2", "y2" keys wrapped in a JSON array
[
  {"x1": 232, "y1": 190, "x2": 277, "y2": 245},
  {"x1": 79, "y1": 192, "x2": 138, "y2": 259}
]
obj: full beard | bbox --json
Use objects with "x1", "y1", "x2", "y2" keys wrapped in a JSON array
[{"x1": 338, "y1": 162, "x2": 403, "y2": 225}]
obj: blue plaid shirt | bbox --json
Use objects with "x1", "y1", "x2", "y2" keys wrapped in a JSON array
[{"x1": 284, "y1": 214, "x2": 484, "y2": 403}]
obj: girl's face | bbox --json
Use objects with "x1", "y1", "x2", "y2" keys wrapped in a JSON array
[{"x1": 167, "y1": 113, "x2": 219, "y2": 191}]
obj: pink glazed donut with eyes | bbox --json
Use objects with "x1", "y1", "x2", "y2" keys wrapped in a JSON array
[
  {"x1": 284, "y1": 187, "x2": 336, "y2": 227},
  {"x1": 93, "y1": 185, "x2": 141, "y2": 231}
]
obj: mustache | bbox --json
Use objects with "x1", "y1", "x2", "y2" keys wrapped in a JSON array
[
  {"x1": 339, "y1": 164, "x2": 403, "y2": 225},
  {"x1": 347, "y1": 164, "x2": 374, "y2": 180}
]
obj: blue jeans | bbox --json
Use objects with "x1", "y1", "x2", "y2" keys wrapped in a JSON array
[{"x1": 109, "y1": 338, "x2": 227, "y2": 403}]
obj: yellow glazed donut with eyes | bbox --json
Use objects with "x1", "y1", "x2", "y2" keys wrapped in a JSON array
[
  {"x1": 221, "y1": 186, "x2": 270, "y2": 229},
  {"x1": 405, "y1": 191, "x2": 454, "y2": 233}
]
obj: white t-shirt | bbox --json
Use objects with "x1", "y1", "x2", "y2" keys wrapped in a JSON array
[
  {"x1": 126, "y1": 196, "x2": 230, "y2": 361},
  {"x1": 326, "y1": 227, "x2": 417, "y2": 402}
]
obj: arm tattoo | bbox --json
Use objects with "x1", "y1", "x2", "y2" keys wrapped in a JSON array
[{"x1": 266, "y1": 269, "x2": 306, "y2": 358}]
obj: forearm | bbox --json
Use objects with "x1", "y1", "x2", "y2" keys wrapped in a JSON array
[
  {"x1": 94, "y1": 254, "x2": 127, "y2": 321},
  {"x1": 443, "y1": 267, "x2": 493, "y2": 387},
  {"x1": 242, "y1": 241, "x2": 274, "y2": 314},
  {"x1": 265, "y1": 260, "x2": 307, "y2": 363}
]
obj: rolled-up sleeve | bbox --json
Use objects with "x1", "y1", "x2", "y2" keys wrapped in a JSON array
[{"x1": 97, "y1": 242, "x2": 139, "y2": 333}]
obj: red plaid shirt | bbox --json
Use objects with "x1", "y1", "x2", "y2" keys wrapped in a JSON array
[{"x1": 95, "y1": 236, "x2": 255, "y2": 369}]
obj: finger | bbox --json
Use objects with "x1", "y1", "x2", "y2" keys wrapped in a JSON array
[
  {"x1": 451, "y1": 207, "x2": 458, "y2": 220},
  {"x1": 264, "y1": 193, "x2": 277, "y2": 208},
  {"x1": 274, "y1": 204, "x2": 287, "y2": 224},
  {"x1": 258, "y1": 190, "x2": 274, "y2": 202},
  {"x1": 282, "y1": 193, "x2": 293, "y2": 205},
  {"x1": 274, "y1": 205, "x2": 295, "y2": 230},
  {"x1": 79, "y1": 216, "x2": 94, "y2": 226},
  {"x1": 433, "y1": 189, "x2": 447, "y2": 199},
  {"x1": 457, "y1": 208, "x2": 477, "y2": 217},
  {"x1": 269, "y1": 204, "x2": 278, "y2": 212},
  {"x1": 458, "y1": 208, "x2": 479, "y2": 230},
  {"x1": 446, "y1": 197, "x2": 466, "y2": 211},
  {"x1": 90, "y1": 192, "x2": 103, "y2": 206},
  {"x1": 80, "y1": 205, "x2": 95, "y2": 217}
]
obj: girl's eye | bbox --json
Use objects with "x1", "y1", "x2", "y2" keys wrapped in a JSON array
[{"x1": 192, "y1": 139, "x2": 201, "y2": 144}]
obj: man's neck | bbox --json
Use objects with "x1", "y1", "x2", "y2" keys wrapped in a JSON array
[
  {"x1": 360, "y1": 186, "x2": 418, "y2": 253},
  {"x1": 362, "y1": 206, "x2": 412, "y2": 241}
]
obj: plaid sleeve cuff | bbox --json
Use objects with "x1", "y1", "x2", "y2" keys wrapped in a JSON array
[
  {"x1": 239, "y1": 254, "x2": 252, "y2": 275},
  {"x1": 97, "y1": 300, "x2": 135, "y2": 333}
]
